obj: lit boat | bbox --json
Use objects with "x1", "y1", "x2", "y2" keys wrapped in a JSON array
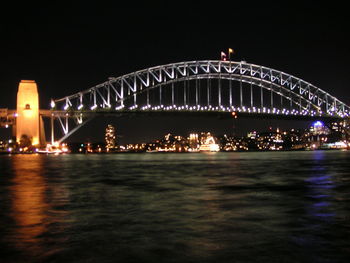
[
  {"x1": 37, "y1": 143, "x2": 69, "y2": 154},
  {"x1": 199, "y1": 143, "x2": 220, "y2": 152},
  {"x1": 37, "y1": 146, "x2": 63, "y2": 154},
  {"x1": 146, "y1": 149, "x2": 158, "y2": 153},
  {"x1": 199, "y1": 134, "x2": 220, "y2": 152}
]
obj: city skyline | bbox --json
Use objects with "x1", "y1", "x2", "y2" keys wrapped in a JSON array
[{"x1": 3, "y1": 120, "x2": 347, "y2": 153}]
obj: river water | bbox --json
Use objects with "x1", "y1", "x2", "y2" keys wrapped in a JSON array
[{"x1": 0, "y1": 151, "x2": 350, "y2": 262}]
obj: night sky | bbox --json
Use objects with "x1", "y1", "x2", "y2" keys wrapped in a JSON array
[{"x1": 1, "y1": 2, "x2": 349, "y2": 143}]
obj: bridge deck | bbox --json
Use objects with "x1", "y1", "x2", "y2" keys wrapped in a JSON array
[
  {"x1": 50, "y1": 109, "x2": 344, "y2": 122},
  {"x1": 0, "y1": 108, "x2": 60, "y2": 118},
  {"x1": 1, "y1": 107, "x2": 344, "y2": 122}
]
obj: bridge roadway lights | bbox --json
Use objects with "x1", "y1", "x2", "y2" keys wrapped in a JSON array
[{"x1": 56, "y1": 109, "x2": 343, "y2": 122}]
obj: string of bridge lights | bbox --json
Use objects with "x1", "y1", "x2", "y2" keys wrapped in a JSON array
[{"x1": 52, "y1": 101, "x2": 349, "y2": 118}]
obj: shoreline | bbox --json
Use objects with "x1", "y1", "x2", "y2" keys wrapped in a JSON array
[{"x1": 1, "y1": 148, "x2": 348, "y2": 155}]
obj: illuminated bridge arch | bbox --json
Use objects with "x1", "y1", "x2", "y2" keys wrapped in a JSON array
[{"x1": 51, "y1": 60, "x2": 350, "y2": 142}]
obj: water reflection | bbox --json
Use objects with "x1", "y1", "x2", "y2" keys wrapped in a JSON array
[
  {"x1": 9, "y1": 155, "x2": 49, "y2": 258},
  {"x1": 290, "y1": 152, "x2": 337, "y2": 255},
  {"x1": 305, "y1": 153, "x2": 335, "y2": 220}
]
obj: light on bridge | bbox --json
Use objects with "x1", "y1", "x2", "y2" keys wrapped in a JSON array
[{"x1": 231, "y1": 112, "x2": 238, "y2": 119}]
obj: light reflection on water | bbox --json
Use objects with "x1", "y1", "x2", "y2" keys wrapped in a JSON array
[
  {"x1": 0, "y1": 151, "x2": 349, "y2": 262},
  {"x1": 10, "y1": 155, "x2": 48, "y2": 257}
]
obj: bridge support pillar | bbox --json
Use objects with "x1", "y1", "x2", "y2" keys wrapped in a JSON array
[
  {"x1": 51, "y1": 115, "x2": 54, "y2": 145},
  {"x1": 16, "y1": 80, "x2": 45, "y2": 147}
]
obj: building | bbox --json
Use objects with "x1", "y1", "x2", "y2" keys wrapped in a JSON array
[
  {"x1": 188, "y1": 133, "x2": 199, "y2": 151},
  {"x1": 309, "y1": 121, "x2": 329, "y2": 135},
  {"x1": 256, "y1": 130, "x2": 284, "y2": 151},
  {"x1": 105, "y1": 124, "x2": 116, "y2": 151}
]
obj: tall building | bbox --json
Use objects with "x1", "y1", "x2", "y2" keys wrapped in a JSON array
[
  {"x1": 105, "y1": 124, "x2": 116, "y2": 151},
  {"x1": 189, "y1": 133, "x2": 199, "y2": 151}
]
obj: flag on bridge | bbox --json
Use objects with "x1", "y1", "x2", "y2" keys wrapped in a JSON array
[
  {"x1": 228, "y1": 48, "x2": 234, "y2": 61},
  {"x1": 221, "y1": 51, "x2": 227, "y2": 61}
]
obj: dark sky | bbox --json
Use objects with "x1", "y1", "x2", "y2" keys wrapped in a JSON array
[{"x1": 1, "y1": 2, "x2": 349, "y2": 143}]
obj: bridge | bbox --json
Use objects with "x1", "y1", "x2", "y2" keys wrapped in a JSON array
[
  {"x1": 50, "y1": 60, "x2": 350, "y2": 143},
  {"x1": 1, "y1": 60, "x2": 349, "y2": 145}
]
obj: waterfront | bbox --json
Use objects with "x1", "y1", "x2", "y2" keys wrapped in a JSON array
[{"x1": 1, "y1": 151, "x2": 350, "y2": 262}]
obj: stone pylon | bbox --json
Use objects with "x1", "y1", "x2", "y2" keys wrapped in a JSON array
[{"x1": 16, "y1": 80, "x2": 43, "y2": 146}]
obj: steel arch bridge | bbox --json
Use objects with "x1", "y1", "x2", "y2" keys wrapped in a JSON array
[{"x1": 50, "y1": 60, "x2": 350, "y2": 143}]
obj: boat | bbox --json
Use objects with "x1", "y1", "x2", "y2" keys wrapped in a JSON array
[
  {"x1": 37, "y1": 144, "x2": 68, "y2": 154},
  {"x1": 146, "y1": 149, "x2": 158, "y2": 153},
  {"x1": 37, "y1": 147, "x2": 63, "y2": 154},
  {"x1": 199, "y1": 143, "x2": 220, "y2": 152},
  {"x1": 199, "y1": 134, "x2": 220, "y2": 152}
]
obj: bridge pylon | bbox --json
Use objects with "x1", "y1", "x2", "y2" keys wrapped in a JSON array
[{"x1": 16, "y1": 80, "x2": 46, "y2": 146}]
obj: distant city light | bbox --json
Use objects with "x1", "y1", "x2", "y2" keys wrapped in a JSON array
[{"x1": 313, "y1": 121, "x2": 324, "y2": 127}]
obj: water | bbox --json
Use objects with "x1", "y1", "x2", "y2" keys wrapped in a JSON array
[{"x1": 0, "y1": 151, "x2": 350, "y2": 263}]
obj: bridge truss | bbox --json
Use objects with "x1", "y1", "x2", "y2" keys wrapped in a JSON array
[{"x1": 51, "y1": 60, "x2": 350, "y2": 142}]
